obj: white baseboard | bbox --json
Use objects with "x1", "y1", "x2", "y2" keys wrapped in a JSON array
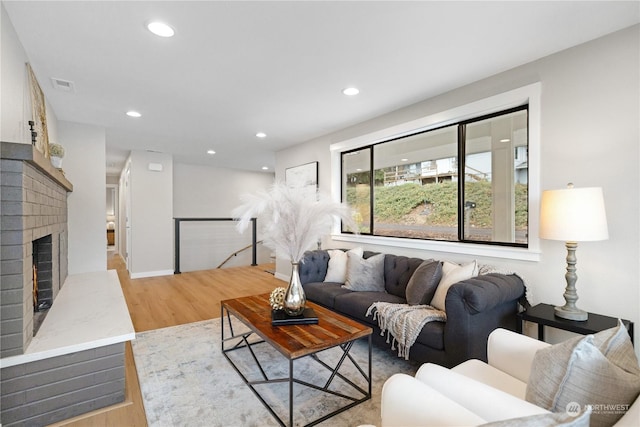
[{"x1": 129, "y1": 269, "x2": 174, "y2": 279}]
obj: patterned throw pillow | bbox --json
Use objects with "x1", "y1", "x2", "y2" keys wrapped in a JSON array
[
  {"x1": 323, "y1": 247, "x2": 363, "y2": 283},
  {"x1": 405, "y1": 260, "x2": 442, "y2": 305},
  {"x1": 525, "y1": 320, "x2": 640, "y2": 427},
  {"x1": 343, "y1": 253, "x2": 386, "y2": 292}
]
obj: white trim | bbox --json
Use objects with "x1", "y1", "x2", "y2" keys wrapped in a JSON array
[
  {"x1": 129, "y1": 269, "x2": 174, "y2": 279},
  {"x1": 332, "y1": 233, "x2": 540, "y2": 262},
  {"x1": 330, "y1": 83, "x2": 542, "y2": 260}
]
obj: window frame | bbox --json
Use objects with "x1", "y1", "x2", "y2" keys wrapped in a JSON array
[{"x1": 330, "y1": 83, "x2": 541, "y2": 262}]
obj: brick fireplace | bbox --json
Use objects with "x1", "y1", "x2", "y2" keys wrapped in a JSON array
[{"x1": 0, "y1": 141, "x2": 72, "y2": 358}]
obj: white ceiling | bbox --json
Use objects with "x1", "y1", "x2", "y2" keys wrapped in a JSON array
[{"x1": 4, "y1": 1, "x2": 639, "y2": 176}]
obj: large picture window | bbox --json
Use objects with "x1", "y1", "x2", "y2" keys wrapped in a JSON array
[{"x1": 342, "y1": 106, "x2": 528, "y2": 247}]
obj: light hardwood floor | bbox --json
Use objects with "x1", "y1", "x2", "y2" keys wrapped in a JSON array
[{"x1": 52, "y1": 251, "x2": 282, "y2": 426}]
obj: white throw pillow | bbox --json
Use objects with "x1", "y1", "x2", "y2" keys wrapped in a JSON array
[
  {"x1": 324, "y1": 247, "x2": 364, "y2": 283},
  {"x1": 429, "y1": 260, "x2": 478, "y2": 311}
]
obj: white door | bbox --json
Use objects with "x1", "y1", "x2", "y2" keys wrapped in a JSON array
[{"x1": 124, "y1": 165, "x2": 132, "y2": 270}]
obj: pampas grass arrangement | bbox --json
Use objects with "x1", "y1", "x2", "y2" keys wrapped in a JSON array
[{"x1": 232, "y1": 182, "x2": 357, "y2": 263}]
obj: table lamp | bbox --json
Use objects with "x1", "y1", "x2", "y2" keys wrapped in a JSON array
[{"x1": 539, "y1": 184, "x2": 608, "y2": 321}]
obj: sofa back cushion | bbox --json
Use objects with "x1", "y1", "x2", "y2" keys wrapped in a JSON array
[
  {"x1": 299, "y1": 250, "x2": 330, "y2": 284},
  {"x1": 301, "y1": 250, "x2": 424, "y2": 299},
  {"x1": 383, "y1": 254, "x2": 425, "y2": 298}
]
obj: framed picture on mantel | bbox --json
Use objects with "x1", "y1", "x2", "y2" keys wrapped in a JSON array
[
  {"x1": 27, "y1": 63, "x2": 50, "y2": 157},
  {"x1": 285, "y1": 161, "x2": 318, "y2": 190}
]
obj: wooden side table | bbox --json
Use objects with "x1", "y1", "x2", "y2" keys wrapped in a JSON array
[{"x1": 517, "y1": 303, "x2": 634, "y2": 344}]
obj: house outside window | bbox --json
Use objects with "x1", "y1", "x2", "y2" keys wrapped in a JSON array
[{"x1": 341, "y1": 106, "x2": 528, "y2": 247}]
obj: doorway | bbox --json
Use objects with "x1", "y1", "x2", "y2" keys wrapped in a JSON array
[{"x1": 106, "y1": 184, "x2": 118, "y2": 251}]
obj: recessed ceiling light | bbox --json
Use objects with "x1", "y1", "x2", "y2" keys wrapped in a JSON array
[
  {"x1": 256, "y1": 132, "x2": 267, "y2": 138},
  {"x1": 401, "y1": 158, "x2": 409, "y2": 162},
  {"x1": 342, "y1": 87, "x2": 360, "y2": 96},
  {"x1": 500, "y1": 138, "x2": 511, "y2": 143},
  {"x1": 261, "y1": 166, "x2": 269, "y2": 170},
  {"x1": 207, "y1": 150, "x2": 216, "y2": 155},
  {"x1": 147, "y1": 21, "x2": 175, "y2": 37},
  {"x1": 126, "y1": 111, "x2": 141, "y2": 118}
]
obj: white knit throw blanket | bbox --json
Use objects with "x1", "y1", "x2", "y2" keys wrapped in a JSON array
[{"x1": 366, "y1": 302, "x2": 447, "y2": 360}]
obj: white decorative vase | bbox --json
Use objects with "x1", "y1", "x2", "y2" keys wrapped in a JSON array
[
  {"x1": 283, "y1": 262, "x2": 306, "y2": 316},
  {"x1": 50, "y1": 156, "x2": 63, "y2": 169}
]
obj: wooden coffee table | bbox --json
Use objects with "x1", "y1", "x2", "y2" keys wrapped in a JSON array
[{"x1": 221, "y1": 293, "x2": 373, "y2": 427}]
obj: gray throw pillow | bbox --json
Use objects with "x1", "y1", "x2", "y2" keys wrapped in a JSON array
[
  {"x1": 525, "y1": 320, "x2": 640, "y2": 427},
  {"x1": 405, "y1": 260, "x2": 442, "y2": 305},
  {"x1": 343, "y1": 253, "x2": 386, "y2": 292},
  {"x1": 480, "y1": 406, "x2": 591, "y2": 427}
]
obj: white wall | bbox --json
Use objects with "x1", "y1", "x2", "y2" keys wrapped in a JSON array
[
  {"x1": 1, "y1": 3, "x2": 29, "y2": 143},
  {"x1": 59, "y1": 121, "x2": 107, "y2": 274},
  {"x1": 2, "y1": 3, "x2": 108, "y2": 276},
  {"x1": 127, "y1": 150, "x2": 174, "y2": 278},
  {"x1": 173, "y1": 163, "x2": 274, "y2": 271},
  {"x1": 276, "y1": 26, "x2": 640, "y2": 346},
  {"x1": 1, "y1": 2, "x2": 58, "y2": 146}
]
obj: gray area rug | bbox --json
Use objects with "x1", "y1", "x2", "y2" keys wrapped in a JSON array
[{"x1": 131, "y1": 317, "x2": 420, "y2": 427}]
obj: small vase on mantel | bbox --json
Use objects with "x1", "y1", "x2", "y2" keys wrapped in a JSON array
[
  {"x1": 50, "y1": 156, "x2": 63, "y2": 169},
  {"x1": 48, "y1": 143, "x2": 65, "y2": 169},
  {"x1": 283, "y1": 262, "x2": 306, "y2": 316}
]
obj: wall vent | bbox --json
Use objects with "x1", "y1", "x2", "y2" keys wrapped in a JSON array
[{"x1": 51, "y1": 77, "x2": 75, "y2": 92}]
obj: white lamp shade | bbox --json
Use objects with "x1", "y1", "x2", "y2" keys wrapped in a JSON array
[{"x1": 540, "y1": 186, "x2": 608, "y2": 241}]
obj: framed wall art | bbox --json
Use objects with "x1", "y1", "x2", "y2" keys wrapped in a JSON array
[
  {"x1": 27, "y1": 63, "x2": 50, "y2": 157},
  {"x1": 285, "y1": 161, "x2": 318, "y2": 190}
]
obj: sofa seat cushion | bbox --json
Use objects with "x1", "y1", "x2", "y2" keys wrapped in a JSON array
[
  {"x1": 414, "y1": 321, "x2": 445, "y2": 351},
  {"x1": 303, "y1": 282, "x2": 351, "y2": 309},
  {"x1": 334, "y1": 291, "x2": 405, "y2": 324}
]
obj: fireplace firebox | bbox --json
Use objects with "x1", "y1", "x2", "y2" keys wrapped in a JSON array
[{"x1": 33, "y1": 234, "x2": 53, "y2": 334}]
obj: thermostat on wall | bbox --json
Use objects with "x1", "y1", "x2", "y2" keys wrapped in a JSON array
[{"x1": 148, "y1": 163, "x2": 163, "y2": 172}]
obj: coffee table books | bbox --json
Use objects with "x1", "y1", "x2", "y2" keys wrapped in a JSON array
[{"x1": 271, "y1": 307, "x2": 319, "y2": 325}]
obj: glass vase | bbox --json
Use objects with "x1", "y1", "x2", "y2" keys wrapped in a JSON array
[{"x1": 283, "y1": 262, "x2": 306, "y2": 316}]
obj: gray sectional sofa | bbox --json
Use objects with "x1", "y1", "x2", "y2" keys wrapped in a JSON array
[{"x1": 299, "y1": 249, "x2": 526, "y2": 368}]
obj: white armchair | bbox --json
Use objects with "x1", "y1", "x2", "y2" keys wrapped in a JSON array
[{"x1": 381, "y1": 328, "x2": 640, "y2": 426}]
